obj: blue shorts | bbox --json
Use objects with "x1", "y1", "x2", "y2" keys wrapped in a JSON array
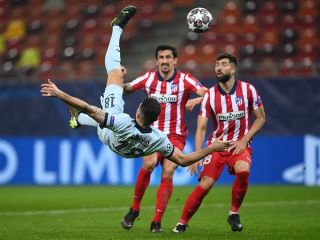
[{"x1": 98, "y1": 84, "x2": 124, "y2": 144}]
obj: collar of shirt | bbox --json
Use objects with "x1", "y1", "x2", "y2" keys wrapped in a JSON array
[
  {"x1": 217, "y1": 80, "x2": 238, "y2": 95},
  {"x1": 157, "y1": 69, "x2": 177, "y2": 82},
  {"x1": 134, "y1": 120, "x2": 152, "y2": 133}
]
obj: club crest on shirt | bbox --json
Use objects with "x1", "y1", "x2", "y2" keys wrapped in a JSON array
[
  {"x1": 171, "y1": 83, "x2": 178, "y2": 93},
  {"x1": 235, "y1": 96, "x2": 243, "y2": 106}
]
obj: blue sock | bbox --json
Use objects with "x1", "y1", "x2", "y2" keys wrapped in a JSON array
[{"x1": 105, "y1": 26, "x2": 123, "y2": 72}]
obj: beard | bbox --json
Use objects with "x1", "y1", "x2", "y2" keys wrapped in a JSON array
[{"x1": 217, "y1": 73, "x2": 231, "y2": 83}]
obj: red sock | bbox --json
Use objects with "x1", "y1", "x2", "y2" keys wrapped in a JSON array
[
  {"x1": 152, "y1": 177, "x2": 173, "y2": 222},
  {"x1": 131, "y1": 168, "x2": 151, "y2": 211},
  {"x1": 231, "y1": 171, "x2": 249, "y2": 212},
  {"x1": 179, "y1": 185, "x2": 209, "y2": 225}
]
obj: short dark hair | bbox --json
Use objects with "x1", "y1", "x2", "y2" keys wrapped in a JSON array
[
  {"x1": 139, "y1": 98, "x2": 161, "y2": 126},
  {"x1": 155, "y1": 45, "x2": 178, "y2": 58},
  {"x1": 216, "y1": 53, "x2": 238, "y2": 66}
]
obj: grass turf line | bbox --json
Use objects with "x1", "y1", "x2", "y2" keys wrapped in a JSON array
[{"x1": 0, "y1": 186, "x2": 319, "y2": 240}]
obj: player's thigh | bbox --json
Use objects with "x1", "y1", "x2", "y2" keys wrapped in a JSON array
[
  {"x1": 199, "y1": 152, "x2": 225, "y2": 183},
  {"x1": 142, "y1": 153, "x2": 158, "y2": 171},
  {"x1": 162, "y1": 159, "x2": 178, "y2": 178},
  {"x1": 230, "y1": 147, "x2": 252, "y2": 174},
  {"x1": 161, "y1": 134, "x2": 186, "y2": 178}
]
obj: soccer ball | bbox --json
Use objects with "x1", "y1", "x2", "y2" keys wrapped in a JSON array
[{"x1": 186, "y1": 7, "x2": 213, "y2": 33}]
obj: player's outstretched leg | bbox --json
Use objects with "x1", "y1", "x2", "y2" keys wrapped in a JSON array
[
  {"x1": 104, "y1": 6, "x2": 136, "y2": 85},
  {"x1": 121, "y1": 208, "x2": 139, "y2": 230},
  {"x1": 111, "y1": 6, "x2": 137, "y2": 29},
  {"x1": 227, "y1": 214, "x2": 243, "y2": 232}
]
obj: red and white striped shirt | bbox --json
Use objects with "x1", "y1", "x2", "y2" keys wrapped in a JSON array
[
  {"x1": 200, "y1": 80, "x2": 263, "y2": 144},
  {"x1": 129, "y1": 70, "x2": 204, "y2": 137}
]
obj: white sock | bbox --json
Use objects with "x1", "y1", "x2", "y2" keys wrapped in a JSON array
[
  {"x1": 105, "y1": 26, "x2": 123, "y2": 72},
  {"x1": 78, "y1": 113, "x2": 98, "y2": 127},
  {"x1": 229, "y1": 211, "x2": 239, "y2": 215}
]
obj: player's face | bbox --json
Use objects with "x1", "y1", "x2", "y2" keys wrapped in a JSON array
[
  {"x1": 156, "y1": 50, "x2": 177, "y2": 74},
  {"x1": 215, "y1": 58, "x2": 235, "y2": 83}
]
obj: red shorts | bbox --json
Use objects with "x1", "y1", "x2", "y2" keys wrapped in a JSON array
[
  {"x1": 199, "y1": 147, "x2": 252, "y2": 181},
  {"x1": 157, "y1": 134, "x2": 186, "y2": 164}
]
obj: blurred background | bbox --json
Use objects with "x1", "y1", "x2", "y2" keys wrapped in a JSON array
[{"x1": 0, "y1": 0, "x2": 319, "y2": 186}]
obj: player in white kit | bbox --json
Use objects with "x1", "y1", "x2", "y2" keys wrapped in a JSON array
[{"x1": 40, "y1": 6, "x2": 230, "y2": 166}]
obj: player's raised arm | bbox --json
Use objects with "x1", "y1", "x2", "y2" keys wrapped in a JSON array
[
  {"x1": 168, "y1": 137, "x2": 229, "y2": 167},
  {"x1": 123, "y1": 83, "x2": 135, "y2": 95},
  {"x1": 40, "y1": 79, "x2": 105, "y2": 125}
]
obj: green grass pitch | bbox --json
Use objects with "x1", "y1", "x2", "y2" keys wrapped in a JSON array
[{"x1": 0, "y1": 185, "x2": 319, "y2": 240}]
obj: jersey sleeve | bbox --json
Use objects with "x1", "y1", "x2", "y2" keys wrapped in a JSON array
[
  {"x1": 158, "y1": 136, "x2": 175, "y2": 159},
  {"x1": 129, "y1": 71, "x2": 150, "y2": 91},
  {"x1": 199, "y1": 91, "x2": 211, "y2": 118},
  {"x1": 100, "y1": 112, "x2": 131, "y2": 132},
  {"x1": 248, "y1": 84, "x2": 263, "y2": 110},
  {"x1": 184, "y1": 73, "x2": 204, "y2": 93}
]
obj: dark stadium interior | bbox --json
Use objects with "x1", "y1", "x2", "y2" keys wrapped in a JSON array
[{"x1": 0, "y1": 0, "x2": 319, "y2": 81}]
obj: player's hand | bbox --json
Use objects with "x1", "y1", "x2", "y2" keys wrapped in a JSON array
[
  {"x1": 188, "y1": 161, "x2": 202, "y2": 176},
  {"x1": 185, "y1": 99, "x2": 197, "y2": 111},
  {"x1": 40, "y1": 79, "x2": 62, "y2": 97},
  {"x1": 120, "y1": 65, "x2": 127, "y2": 75},
  {"x1": 228, "y1": 138, "x2": 248, "y2": 155},
  {"x1": 208, "y1": 136, "x2": 230, "y2": 152}
]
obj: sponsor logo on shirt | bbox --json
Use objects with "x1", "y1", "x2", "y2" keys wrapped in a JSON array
[
  {"x1": 129, "y1": 134, "x2": 150, "y2": 147},
  {"x1": 151, "y1": 93, "x2": 177, "y2": 103},
  {"x1": 217, "y1": 110, "x2": 245, "y2": 121}
]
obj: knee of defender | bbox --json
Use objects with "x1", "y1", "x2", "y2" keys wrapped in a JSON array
[{"x1": 199, "y1": 176, "x2": 215, "y2": 190}]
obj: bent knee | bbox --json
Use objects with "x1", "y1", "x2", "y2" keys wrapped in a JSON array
[
  {"x1": 199, "y1": 176, "x2": 215, "y2": 190},
  {"x1": 234, "y1": 160, "x2": 250, "y2": 174},
  {"x1": 107, "y1": 69, "x2": 125, "y2": 86},
  {"x1": 142, "y1": 154, "x2": 158, "y2": 171}
]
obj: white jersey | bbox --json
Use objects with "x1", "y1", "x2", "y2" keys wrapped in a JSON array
[{"x1": 99, "y1": 112, "x2": 175, "y2": 159}]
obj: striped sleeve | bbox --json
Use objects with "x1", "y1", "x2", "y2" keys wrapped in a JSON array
[
  {"x1": 129, "y1": 72, "x2": 150, "y2": 91},
  {"x1": 248, "y1": 83, "x2": 263, "y2": 110},
  {"x1": 184, "y1": 73, "x2": 204, "y2": 93},
  {"x1": 199, "y1": 91, "x2": 211, "y2": 118}
]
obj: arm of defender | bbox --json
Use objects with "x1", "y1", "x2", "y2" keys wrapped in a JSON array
[
  {"x1": 167, "y1": 137, "x2": 229, "y2": 167},
  {"x1": 229, "y1": 106, "x2": 266, "y2": 154},
  {"x1": 185, "y1": 87, "x2": 207, "y2": 111},
  {"x1": 41, "y1": 79, "x2": 105, "y2": 125},
  {"x1": 188, "y1": 115, "x2": 209, "y2": 175},
  {"x1": 123, "y1": 83, "x2": 136, "y2": 95}
]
